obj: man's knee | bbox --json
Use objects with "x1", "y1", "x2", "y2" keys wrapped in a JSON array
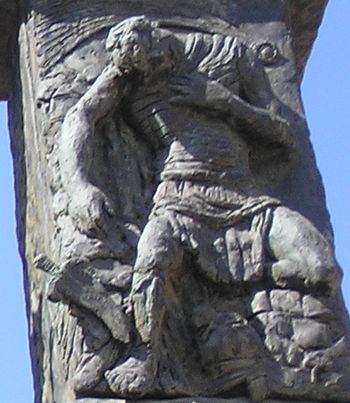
[
  {"x1": 268, "y1": 206, "x2": 341, "y2": 293},
  {"x1": 135, "y1": 216, "x2": 183, "y2": 274},
  {"x1": 270, "y1": 206, "x2": 330, "y2": 261}
]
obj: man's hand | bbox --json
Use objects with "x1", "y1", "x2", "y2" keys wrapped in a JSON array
[
  {"x1": 170, "y1": 71, "x2": 262, "y2": 119},
  {"x1": 237, "y1": 47, "x2": 275, "y2": 109},
  {"x1": 170, "y1": 72, "x2": 232, "y2": 110},
  {"x1": 92, "y1": 64, "x2": 123, "y2": 94},
  {"x1": 69, "y1": 184, "x2": 115, "y2": 239},
  {"x1": 81, "y1": 65, "x2": 131, "y2": 116},
  {"x1": 170, "y1": 73, "x2": 207, "y2": 107}
]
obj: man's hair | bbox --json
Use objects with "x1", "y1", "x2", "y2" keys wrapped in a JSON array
[
  {"x1": 106, "y1": 16, "x2": 184, "y2": 75},
  {"x1": 106, "y1": 16, "x2": 158, "y2": 53}
]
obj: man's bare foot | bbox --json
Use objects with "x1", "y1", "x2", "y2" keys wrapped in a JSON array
[
  {"x1": 105, "y1": 349, "x2": 157, "y2": 397},
  {"x1": 73, "y1": 340, "x2": 120, "y2": 395},
  {"x1": 73, "y1": 352, "x2": 104, "y2": 394}
]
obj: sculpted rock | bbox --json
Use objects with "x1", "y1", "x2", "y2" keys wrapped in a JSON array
[{"x1": 5, "y1": 0, "x2": 350, "y2": 402}]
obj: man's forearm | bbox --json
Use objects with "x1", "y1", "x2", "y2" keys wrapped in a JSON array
[
  {"x1": 59, "y1": 106, "x2": 95, "y2": 191},
  {"x1": 78, "y1": 72, "x2": 128, "y2": 121},
  {"x1": 210, "y1": 89, "x2": 295, "y2": 150},
  {"x1": 59, "y1": 66, "x2": 129, "y2": 193}
]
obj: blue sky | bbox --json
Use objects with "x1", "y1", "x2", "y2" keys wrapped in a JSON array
[{"x1": 0, "y1": 2, "x2": 349, "y2": 402}]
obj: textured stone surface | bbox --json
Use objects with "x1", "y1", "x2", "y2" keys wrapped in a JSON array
[
  {"x1": 302, "y1": 295, "x2": 332, "y2": 319},
  {"x1": 71, "y1": 399, "x2": 253, "y2": 403},
  {"x1": 0, "y1": 0, "x2": 328, "y2": 99},
  {"x1": 0, "y1": 1, "x2": 18, "y2": 99},
  {"x1": 293, "y1": 319, "x2": 331, "y2": 349},
  {"x1": 70, "y1": 399, "x2": 319, "y2": 403},
  {"x1": 270, "y1": 290, "x2": 303, "y2": 315},
  {"x1": 288, "y1": 0, "x2": 328, "y2": 81},
  {"x1": 6, "y1": 1, "x2": 350, "y2": 403},
  {"x1": 251, "y1": 290, "x2": 271, "y2": 314}
]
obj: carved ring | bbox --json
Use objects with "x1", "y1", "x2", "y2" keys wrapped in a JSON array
[{"x1": 257, "y1": 42, "x2": 279, "y2": 65}]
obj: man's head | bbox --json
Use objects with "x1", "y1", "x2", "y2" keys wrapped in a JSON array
[{"x1": 106, "y1": 16, "x2": 180, "y2": 76}]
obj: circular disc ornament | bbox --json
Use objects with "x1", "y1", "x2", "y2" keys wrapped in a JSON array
[{"x1": 257, "y1": 43, "x2": 279, "y2": 65}]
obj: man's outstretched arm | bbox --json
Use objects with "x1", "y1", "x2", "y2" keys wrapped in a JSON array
[{"x1": 170, "y1": 48, "x2": 296, "y2": 152}]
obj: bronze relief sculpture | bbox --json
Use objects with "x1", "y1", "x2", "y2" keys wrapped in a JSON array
[{"x1": 6, "y1": 1, "x2": 350, "y2": 402}]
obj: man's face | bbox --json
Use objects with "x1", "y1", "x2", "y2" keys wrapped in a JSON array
[
  {"x1": 111, "y1": 27, "x2": 176, "y2": 76},
  {"x1": 111, "y1": 29, "x2": 153, "y2": 74}
]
